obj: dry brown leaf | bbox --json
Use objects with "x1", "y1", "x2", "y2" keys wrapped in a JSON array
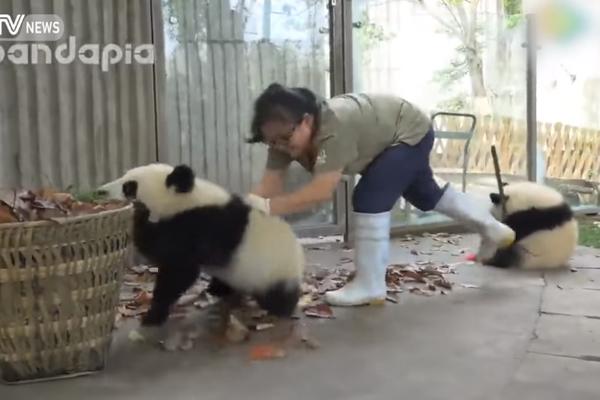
[
  {"x1": 36, "y1": 187, "x2": 58, "y2": 199},
  {"x1": 193, "y1": 292, "x2": 215, "y2": 309},
  {"x1": 130, "y1": 265, "x2": 149, "y2": 274},
  {"x1": 118, "y1": 305, "x2": 148, "y2": 317},
  {"x1": 119, "y1": 292, "x2": 137, "y2": 303},
  {"x1": 176, "y1": 293, "x2": 200, "y2": 307},
  {"x1": 255, "y1": 323, "x2": 275, "y2": 331},
  {"x1": 386, "y1": 285, "x2": 404, "y2": 294},
  {"x1": 317, "y1": 277, "x2": 342, "y2": 294},
  {"x1": 298, "y1": 294, "x2": 315, "y2": 309},
  {"x1": 386, "y1": 294, "x2": 400, "y2": 304},
  {"x1": 304, "y1": 303, "x2": 334, "y2": 319},
  {"x1": 433, "y1": 278, "x2": 453, "y2": 290},
  {"x1": 225, "y1": 315, "x2": 249, "y2": 343},
  {"x1": 460, "y1": 284, "x2": 480, "y2": 289},
  {"x1": 50, "y1": 192, "x2": 74, "y2": 205},
  {"x1": 421, "y1": 268, "x2": 444, "y2": 277},
  {"x1": 398, "y1": 269, "x2": 427, "y2": 283},
  {"x1": 133, "y1": 290, "x2": 153, "y2": 306},
  {"x1": 409, "y1": 287, "x2": 433, "y2": 296},
  {"x1": 0, "y1": 203, "x2": 18, "y2": 223}
]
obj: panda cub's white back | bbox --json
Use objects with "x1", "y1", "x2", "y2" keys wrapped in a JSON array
[{"x1": 205, "y1": 208, "x2": 304, "y2": 293}]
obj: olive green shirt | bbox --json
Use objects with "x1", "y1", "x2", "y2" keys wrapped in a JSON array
[{"x1": 266, "y1": 93, "x2": 432, "y2": 175}]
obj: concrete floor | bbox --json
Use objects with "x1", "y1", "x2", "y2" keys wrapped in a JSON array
[{"x1": 3, "y1": 234, "x2": 600, "y2": 400}]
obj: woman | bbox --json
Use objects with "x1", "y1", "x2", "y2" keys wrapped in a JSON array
[{"x1": 246, "y1": 83, "x2": 515, "y2": 307}]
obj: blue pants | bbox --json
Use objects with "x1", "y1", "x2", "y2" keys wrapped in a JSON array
[{"x1": 353, "y1": 129, "x2": 445, "y2": 213}]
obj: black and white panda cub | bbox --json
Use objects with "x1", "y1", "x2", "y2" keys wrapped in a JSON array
[
  {"x1": 99, "y1": 163, "x2": 304, "y2": 327},
  {"x1": 484, "y1": 181, "x2": 578, "y2": 269}
]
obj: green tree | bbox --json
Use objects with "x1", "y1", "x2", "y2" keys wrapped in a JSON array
[{"x1": 414, "y1": 0, "x2": 523, "y2": 111}]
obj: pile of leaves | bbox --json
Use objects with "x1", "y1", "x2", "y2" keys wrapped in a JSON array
[
  {"x1": 117, "y1": 259, "x2": 459, "y2": 356},
  {"x1": 117, "y1": 260, "x2": 457, "y2": 333},
  {"x1": 117, "y1": 265, "x2": 216, "y2": 324},
  {"x1": 117, "y1": 265, "x2": 338, "y2": 327},
  {"x1": 119, "y1": 265, "x2": 319, "y2": 356},
  {"x1": 300, "y1": 261, "x2": 456, "y2": 306},
  {"x1": 385, "y1": 262, "x2": 455, "y2": 299},
  {"x1": 0, "y1": 188, "x2": 127, "y2": 224}
]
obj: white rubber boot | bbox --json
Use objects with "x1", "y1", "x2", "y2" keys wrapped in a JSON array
[
  {"x1": 433, "y1": 184, "x2": 515, "y2": 261},
  {"x1": 325, "y1": 211, "x2": 390, "y2": 307}
]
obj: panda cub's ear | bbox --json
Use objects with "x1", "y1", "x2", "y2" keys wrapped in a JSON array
[
  {"x1": 166, "y1": 164, "x2": 195, "y2": 193},
  {"x1": 490, "y1": 192, "x2": 510, "y2": 204}
]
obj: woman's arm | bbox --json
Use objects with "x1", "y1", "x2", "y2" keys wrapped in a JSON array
[
  {"x1": 251, "y1": 168, "x2": 286, "y2": 198},
  {"x1": 268, "y1": 169, "x2": 343, "y2": 216}
]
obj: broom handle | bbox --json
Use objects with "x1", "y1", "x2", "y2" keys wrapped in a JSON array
[{"x1": 491, "y1": 145, "x2": 507, "y2": 219}]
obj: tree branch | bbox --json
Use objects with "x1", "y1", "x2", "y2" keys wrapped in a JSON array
[
  {"x1": 441, "y1": 0, "x2": 464, "y2": 37},
  {"x1": 412, "y1": 0, "x2": 462, "y2": 38}
]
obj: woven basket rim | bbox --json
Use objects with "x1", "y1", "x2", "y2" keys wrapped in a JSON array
[{"x1": 0, "y1": 203, "x2": 133, "y2": 229}]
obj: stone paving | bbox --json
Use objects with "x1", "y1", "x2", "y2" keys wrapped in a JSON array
[{"x1": 2, "y1": 234, "x2": 600, "y2": 400}]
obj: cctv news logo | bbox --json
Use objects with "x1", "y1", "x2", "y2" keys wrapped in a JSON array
[
  {"x1": 0, "y1": 14, "x2": 60, "y2": 37},
  {"x1": 0, "y1": 14, "x2": 154, "y2": 72}
]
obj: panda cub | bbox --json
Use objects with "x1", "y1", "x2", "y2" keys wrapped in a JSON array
[
  {"x1": 99, "y1": 163, "x2": 305, "y2": 327},
  {"x1": 484, "y1": 181, "x2": 578, "y2": 269}
]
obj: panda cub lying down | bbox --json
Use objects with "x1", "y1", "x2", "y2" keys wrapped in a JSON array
[{"x1": 99, "y1": 163, "x2": 305, "y2": 328}]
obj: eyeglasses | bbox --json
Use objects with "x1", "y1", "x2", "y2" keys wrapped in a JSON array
[{"x1": 264, "y1": 123, "x2": 298, "y2": 149}]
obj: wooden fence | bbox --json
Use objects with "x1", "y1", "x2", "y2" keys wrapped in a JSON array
[{"x1": 430, "y1": 114, "x2": 600, "y2": 182}]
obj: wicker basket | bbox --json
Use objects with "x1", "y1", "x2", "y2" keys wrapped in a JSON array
[{"x1": 0, "y1": 205, "x2": 133, "y2": 384}]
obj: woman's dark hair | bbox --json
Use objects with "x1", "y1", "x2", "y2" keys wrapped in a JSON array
[{"x1": 247, "y1": 83, "x2": 321, "y2": 143}]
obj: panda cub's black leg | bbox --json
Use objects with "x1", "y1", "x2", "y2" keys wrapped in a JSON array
[
  {"x1": 142, "y1": 264, "x2": 201, "y2": 326},
  {"x1": 207, "y1": 277, "x2": 235, "y2": 297},
  {"x1": 255, "y1": 281, "x2": 301, "y2": 318},
  {"x1": 485, "y1": 246, "x2": 520, "y2": 269}
]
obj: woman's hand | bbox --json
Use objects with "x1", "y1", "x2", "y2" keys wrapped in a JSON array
[{"x1": 244, "y1": 193, "x2": 271, "y2": 213}]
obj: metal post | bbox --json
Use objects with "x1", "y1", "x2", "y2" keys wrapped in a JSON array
[
  {"x1": 335, "y1": 0, "x2": 356, "y2": 246},
  {"x1": 262, "y1": 0, "x2": 271, "y2": 40},
  {"x1": 524, "y1": 13, "x2": 538, "y2": 181},
  {"x1": 329, "y1": 0, "x2": 344, "y2": 95}
]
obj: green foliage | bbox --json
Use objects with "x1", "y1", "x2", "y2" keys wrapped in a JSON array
[
  {"x1": 432, "y1": 59, "x2": 468, "y2": 89},
  {"x1": 65, "y1": 186, "x2": 106, "y2": 203},
  {"x1": 355, "y1": 10, "x2": 395, "y2": 63},
  {"x1": 505, "y1": 14, "x2": 523, "y2": 29},
  {"x1": 430, "y1": 0, "x2": 524, "y2": 110},
  {"x1": 578, "y1": 219, "x2": 600, "y2": 248},
  {"x1": 503, "y1": 0, "x2": 524, "y2": 29},
  {"x1": 432, "y1": 44, "x2": 469, "y2": 111},
  {"x1": 503, "y1": 0, "x2": 522, "y2": 15},
  {"x1": 436, "y1": 95, "x2": 467, "y2": 112},
  {"x1": 442, "y1": 0, "x2": 465, "y2": 6}
]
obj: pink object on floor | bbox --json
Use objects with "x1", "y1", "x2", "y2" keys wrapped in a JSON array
[{"x1": 465, "y1": 253, "x2": 477, "y2": 262}]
